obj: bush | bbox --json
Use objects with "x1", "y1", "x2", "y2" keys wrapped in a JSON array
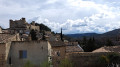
[
  {"x1": 59, "y1": 58, "x2": 73, "y2": 67},
  {"x1": 23, "y1": 60, "x2": 34, "y2": 67},
  {"x1": 40, "y1": 60, "x2": 50, "y2": 67}
]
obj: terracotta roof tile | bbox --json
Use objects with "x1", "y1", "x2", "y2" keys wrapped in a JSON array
[
  {"x1": 93, "y1": 46, "x2": 120, "y2": 53},
  {"x1": 0, "y1": 34, "x2": 14, "y2": 43},
  {"x1": 49, "y1": 41, "x2": 65, "y2": 47},
  {"x1": 66, "y1": 45, "x2": 84, "y2": 52}
]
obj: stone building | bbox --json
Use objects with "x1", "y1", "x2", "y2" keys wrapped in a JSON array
[
  {"x1": 65, "y1": 42, "x2": 84, "y2": 53},
  {"x1": 9, "y1": 18, "x2": 40, "y2": 41},
  {"x1": 66, "y1": 52, "x2": 113, "y2": 67},
  {"x1": 0, "y1": 33, "x2": 52, "y2": 67},
  {"x1": 45, "y1": 32, "x2": 61, "y2": 41},
  {"x1": 0, "y1": 33, "x2": 20, "y2": 67},
  {"x1": 0, "y1": 27, "x2": 2, "y2": 33},
  {"x1": 9, "y1": 41, "x2": 52, "y2": 67},
  {"x1": 93, "y1": 46, "x2": 120, "y2": 53},
  {"x1": 49, "y1": 41, "x2": 66, "y2": 67},
  {"x1": 9, "y1": 18, "x2": 40, "y2": 34}
]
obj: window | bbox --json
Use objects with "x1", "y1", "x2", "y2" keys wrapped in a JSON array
[
  {"x1": 57, "y1": 51, "x2": 60, "y2": 56},
  {"x1": 19, "y1": 50, "x2": 27, "y2": 59}
]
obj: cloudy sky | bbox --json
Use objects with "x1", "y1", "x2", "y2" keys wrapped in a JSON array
[{"x1": 0, "y1": 0, "x2": 120, "y2": 34}]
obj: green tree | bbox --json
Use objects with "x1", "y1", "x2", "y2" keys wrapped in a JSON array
[
  {"x1": 107, "y1": 53, "x2": 120, "y2": 64},
  {"x1": 59, "y1": 58, "x2": 73, "y2": 67},
  {"x1": 98, "y1": 53, "x2": 120, "y2": 67},
  {"x1": 35, "y1": 23, "x2": 51, "y2": 31},
  {"x1": 98, "y1": 55, "x2": 109, "y2": 64},
  {"x1": 84, "y1": 37, "x2": 96, "y2": 52},
  {"x1": 30, "y1": 29, "x2": 38, "y2": 40},
  {"x1": 42, "y1": 31, "x2": 46, "y2": 40},
  {"x1": 106, "y1": 39, "x2": 114, "y2": 46}
]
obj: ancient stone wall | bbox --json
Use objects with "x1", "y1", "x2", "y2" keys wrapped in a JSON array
[
  {"x1": 9, "y1": 18, "x2": 40, "y2": 34},
  {"x1": 10, "y1": 41, "x2": 50, "y2": 67},
  {"x1": 10, "y1": 18, "x2": 27, "y2": 29},
  {"x1": 0, "y1": 43, "x2": 6, "y2": 67},
  {"x1": 66, "y1": 52, "x2": 114, "y2": 67},
  {"x1": 0, "y1": 27, "x2": 2, "y2": 33},
  {"x1": 0, "y1": 33, "x2": 21, "y2": 67},
  {"x1": 52, "y1": 46, "x2": 66, "y2": 67},
  {"x1": 30, "y1": 25, "x2": 40, "y2": 31}
]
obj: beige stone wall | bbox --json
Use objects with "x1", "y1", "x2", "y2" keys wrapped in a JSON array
[
  {"x1": 0, "y1": 28, "x2": 2, "y2": 33},
  {"x1": 30, "y1": 25, "x2": 40, "y2": 31},
  {"x1": 66, "y1": 52, "x2": 114, "y2": 67},
  {"x1": 9, "y1": 18, "x2": 40, "y2": 34},
  {"x1": 0, "y1": 43, "x2": 6, "y2": 54},
  {"x1": 48, "y1": 42, "x2": 52, "y2": 61},
  {"x1": 0, "y1": 43, "x2": 6, "y2": 67},
  {"x1": 0, "y1": 33, "x2": 20, "y2": 67},
  {"x1": 52, "y1": 46, "x2": 66, "y2": 67},
  {"x1": 10, "y1": 19, "x2": 27, "y2": 29},
  {"x1": 10, "y1": 41, "x2": 50, "y2": 67}
]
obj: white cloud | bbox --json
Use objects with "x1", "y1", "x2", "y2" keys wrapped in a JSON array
[{"x1": 0, "y1": 0, "x2": 120, "y2": 34}]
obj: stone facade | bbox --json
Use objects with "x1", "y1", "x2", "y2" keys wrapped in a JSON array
[
  {"x1": 45, "y1": 33, "x2": 61, "y2": 41},
  {"x1": 51, "y1": 46, "x2": 66, "y2": 67},
  {"x1": 93, "y1": 46, "x2": 120, "y2": 53},
  {"x1": 65, "y1": 41, "x2": 84, "y2": 53},
  {"x1": 0, "y1": 33, "x2": 20, "y2": 67},
  {"x1": 10, "y1": 41, "x2": 51, "y2": 67},
  {"x1": 9, "y1": 18, "x2": 40, "y2": 34},
  {"x1": 0, "y1": 43, "x2": 6, "y2": 67},
  {"x1": 66, "y1": 52, "x2": 114, "y2": 67},
  {"x1": 49, "y1": 41, "x2": 66, "y2": 67},
  {"x1": 0, "y1": 27, "x2": 2, "y2": 33}
]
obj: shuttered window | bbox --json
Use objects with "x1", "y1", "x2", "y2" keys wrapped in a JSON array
[{"x1": 19, "y1": 50, "x2": 27, "y2": 59}]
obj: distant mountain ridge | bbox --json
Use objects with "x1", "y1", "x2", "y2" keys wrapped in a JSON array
[
  {"x1": 66, "y1": 33, "x2": 99, "y2": 38},
  {"x1": 66, "y1": 28, "x2": 120, "y2": 38}
]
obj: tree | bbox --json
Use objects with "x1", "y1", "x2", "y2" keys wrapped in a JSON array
[
  {"x1": 42, "y1": 31, "x2": 45, "y2": 40},
  {"x1": 106, "y1": 39, "x2": 114, "y2": 46},
  {"x1": 30, "y1": 29, "x2": 38, "y2": 40},
  {"x1": 98, "y1": 55, "x2": 109, "y2": 64},
  {"x1": 107, "y1": 53, "x2": 120, "y2": 64},
  {"x1": 23, "y1": 60, "x2": 34, "y2": 67},
  {"x1": 35, "y1": 23, "x2": 51, "y2": 31},
  {"x1": 98, "y1": 53, "x2": 120, "y2": 67},
  {"x1": 83, "y1": 37, "x2": 96, "y2": 52}
]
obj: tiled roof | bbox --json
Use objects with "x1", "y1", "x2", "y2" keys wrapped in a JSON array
[
  {"x1": 49, "y1": 41, "x2": 65, "y2": 47},
  {"x1": 66, "y1": 45, "x2": 84, "y2": 52},
  {"x1": 93, "y1": 46, "x2": 120, "y2": 53},
  {"x1": 0, "y1": 34, "x2": 14, "y2": 43}
]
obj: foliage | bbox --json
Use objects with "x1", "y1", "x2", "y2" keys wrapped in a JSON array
[
  {"x1": 40, "y1": 60, "x2": 50, "y2": 67},
  {"x1": 59, "y1": 58, "x2": 73, "y2": 67},
  {"x1": 107, "y1": 53, "x2": 120, "y2": 64},
  {"x1": 98, "y1": 53, "x2": 120, "y2": 66},
  {"x1": 30, "y1": 29, "x2": 38, "y2": 40},
  {"x1": 98, "y1": 55, "x2": 109, "y2": 64},
  {"x1": 42, "y1": 31, "x2": 46, "y2": 40},
  {"x1": 23, "y1": 60, "x2": 34, "y2": 67},
  {"x1": 81, "y1": 37, "x2": 97, "y2": 52},
  {"x1": 106, "y1": 39, "x2": 114, "y2": 46},
  {"x1": 35, "y1": 23, "x2": 51, "y2": 31}
]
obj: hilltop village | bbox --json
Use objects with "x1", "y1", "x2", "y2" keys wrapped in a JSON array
[{"x1": 0, "y1": 18, "x2": 120, "y2": 67}]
